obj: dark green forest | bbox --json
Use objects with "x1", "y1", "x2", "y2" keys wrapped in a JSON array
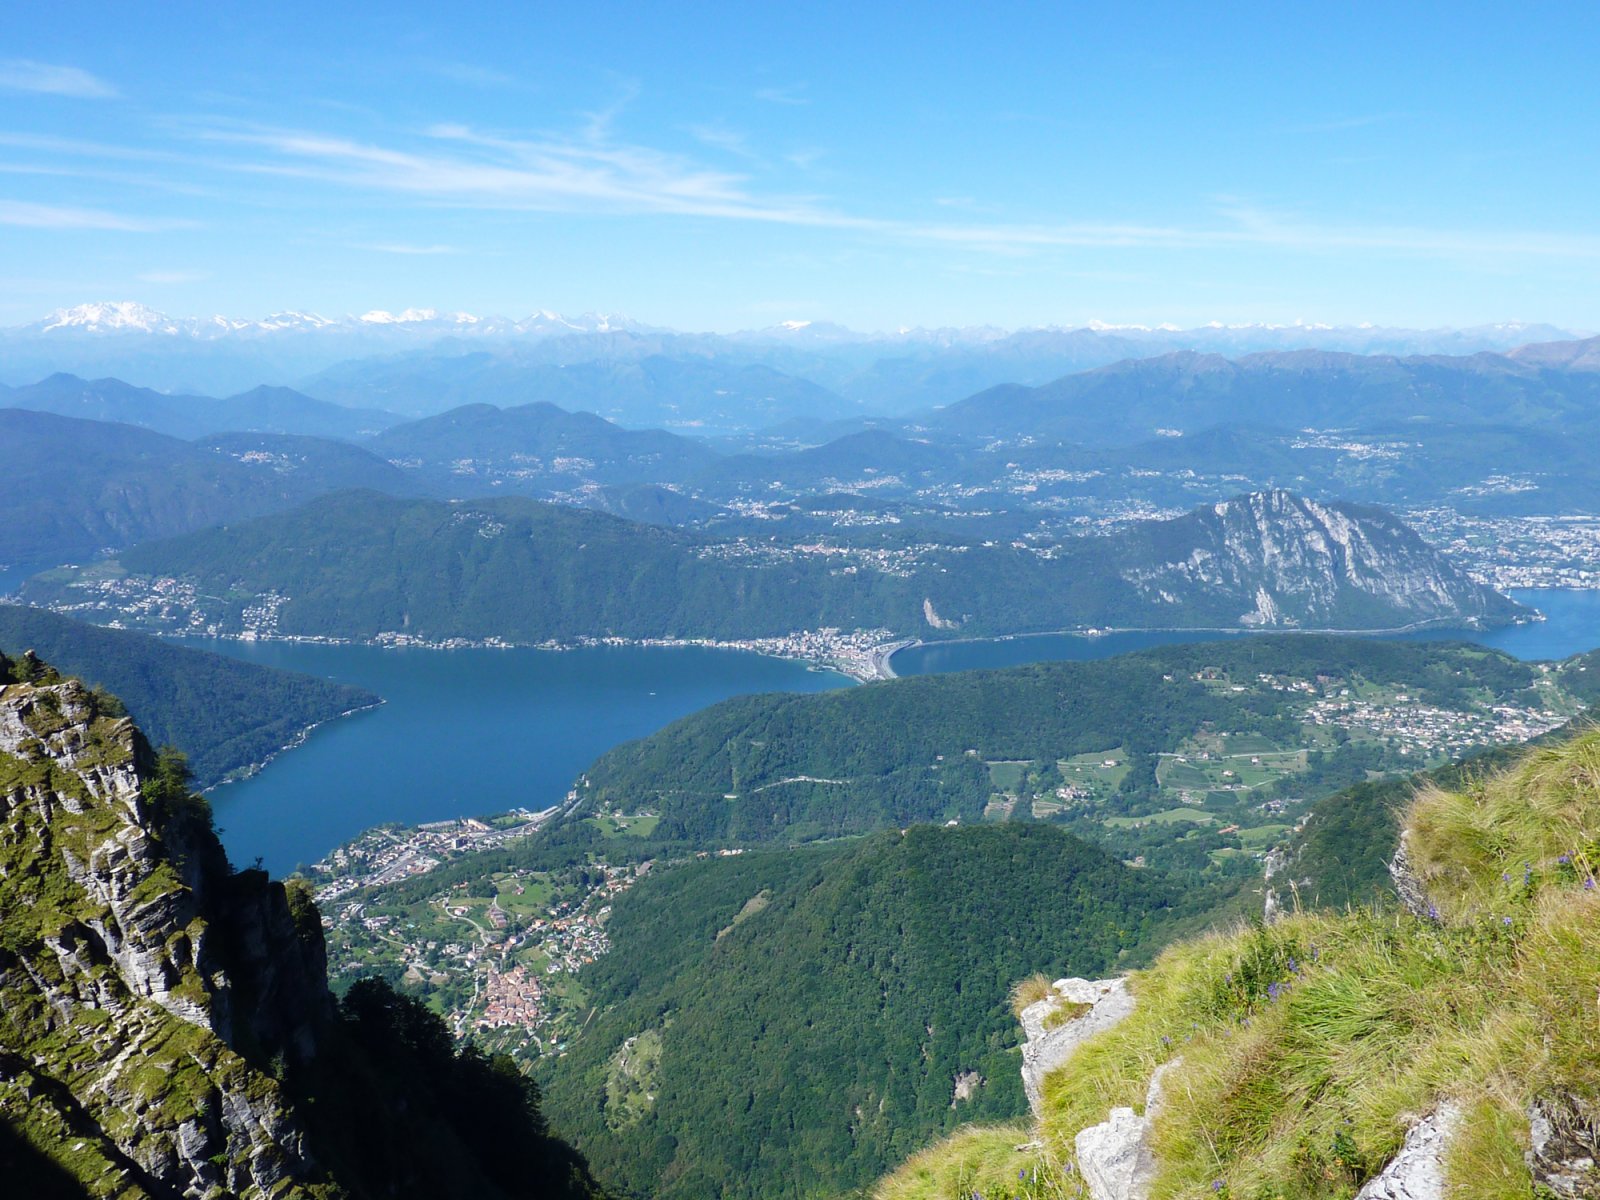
[
  {"x1": 0, "y1": 604, "x2": 377, "y2": 785},
  {"x1": 22, "y1": 487, "x2": 1512, "y2": 643},
  {"x1": 539, "y1": 823, "x2": 1212, "y2": 1200},
  {"x1": 579, "y1": 636, "x2": 1551, "y2": 848}
]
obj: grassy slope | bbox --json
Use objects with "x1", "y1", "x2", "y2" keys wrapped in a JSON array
[{"x1": 875, "y1": 732, "x2": 1600, "y2": 1200}]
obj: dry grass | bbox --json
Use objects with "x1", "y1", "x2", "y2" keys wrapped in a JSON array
[{"x1": 1010, "y1": 973, "x2": 1056, "y2": 1019}]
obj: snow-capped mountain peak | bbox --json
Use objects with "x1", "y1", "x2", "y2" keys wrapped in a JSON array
[
  {"x1": 358, "y1": 307, "x2": 480, "y2": 325},
  {"x1": 41, "y1": 301, "x2": 176, "y2": 333},
  {"x1": 258, "y1": 311, "x2": 338, "y2": 330}
]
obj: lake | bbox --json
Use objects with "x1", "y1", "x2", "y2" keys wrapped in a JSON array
[
  {"x1": 890, "y1": 588, "x2": 1600, "y2": 675},
  {"x1": 193, "y1": 640, "x2": 849, "y2": 874},
  {"x1": 194, "y1": 588, "x2": 1599, "y2": 873}
]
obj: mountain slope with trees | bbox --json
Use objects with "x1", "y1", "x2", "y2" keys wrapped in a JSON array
[
  {"x1": 22, "y1": 490, "x2": 1521, "y2": 643},
  {"x1": 540, "y1": 823, "x2": 1197, "y2": 1200},
  {"x1": 0, "y1": 604, "x2": 377, "y2": 785}
]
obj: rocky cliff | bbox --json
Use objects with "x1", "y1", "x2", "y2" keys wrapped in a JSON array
[
  {"x1": 0, "y1": 651, "x2": 334, "y2": 1197},
  {"x1": 0, "y1": 648, "x2": 606, "y2": 1200},
  {"x1": 1116, "y1": 490, "x2": 1521, "y2": 630}
]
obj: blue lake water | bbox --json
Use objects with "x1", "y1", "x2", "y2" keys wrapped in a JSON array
[
  {"x1": 191, "y1": 641, "x2": 849, "y2": 875},
  {"x1": 190, "y1": 588, "x2": 1599, "y2": 873},
  {"x1": 890, "y1": 589, "x2": 1600, "y2": 676},
  {"x1": 0, "y1": 561, "x2": 56, "y2": 599}
]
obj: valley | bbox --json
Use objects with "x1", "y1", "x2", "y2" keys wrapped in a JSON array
[
  {"x1": 281, "y1": 633, "x2": 1592, "y2": 1081},
  {"x1": 10, "y1": 13, "x2": 1600, "y2": 1198}
]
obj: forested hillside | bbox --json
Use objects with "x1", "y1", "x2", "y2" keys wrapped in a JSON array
[
  {"x1": 0, "y1": 604, "x2": 376, "y2": 785},
  {"x1": 540, "y1": 824, "x2": 1200, "y2": 1200},
  {"x1": 23, "y1": 489, "x2": 1518, "y2": 643},
  {"x1": 577, "y1": 636, "x2": 1575, "y2": 854}
]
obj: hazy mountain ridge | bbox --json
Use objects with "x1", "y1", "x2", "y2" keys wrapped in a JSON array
[
  {"x1": 0, "y1": 409, "x2": 421, "y2": 566},
  {"x1": 0, "y1": 372, "x2": 400, "y2": 440},
  {"x1": 3, "y1": 301, "x2": 1586, "y2": 414},
  {"x1": 16, "y1": 489, "x2": 1521, "y2": 645},
  {"x1": 929, "y1": 341, "x2": 1600, "y2": 444}
]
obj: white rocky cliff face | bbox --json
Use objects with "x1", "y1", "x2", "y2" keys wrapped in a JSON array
[{"x1": 1018, "y1": 976, "x2": 1136, "y2": 1117}]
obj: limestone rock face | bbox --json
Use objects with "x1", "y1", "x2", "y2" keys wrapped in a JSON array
[
  {"x1": 1353, "y1": 1102, "x2": 1461, "y2": 1200},
  {"x1": 1073, "y1": 1058, "x2": 1181, "y2": 1200},
  {"x1": 1117, "y1": 490, "x2": 1516, "y2": 630},
  {"x1": 1019, "y1": 976, "x2": 1135, "y2": 1116},
  {"x1": 1527, "y1": 1095, "x2": 1600, "y2": 1198},
  {"x1": 1388, "y1": 833, "x2": 1433, "y2": 919},
  {"x1": 0, "y1": 666, "x2": 333, "y2": 1197}
]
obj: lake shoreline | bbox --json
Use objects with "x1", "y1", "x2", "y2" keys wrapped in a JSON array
[
  {"x1": 887, "y1": 611, "x2": 1546, "y2": 672},
  {"x1": 206, "y1": 696, "x2": 386, "y2": 795},
  {"x1": 161, "y1": 626, "x2": 890, "y2": 681},
  {"x1": 152, "y1": 610, "x2": 1537, "y2": 686}
]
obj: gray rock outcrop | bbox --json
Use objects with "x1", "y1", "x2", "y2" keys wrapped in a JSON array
[
  {"x1": 1527, "y1": 1095, "x2": 1600, "y2": 1197},
  {"x1": 1019, "y1": 976, "x2": 1135, "y2": 1116},
  {"x1": 1073, "y1": 1058, "x2": 1181, "y2": 1200},
  {"x1": 1354, "y1": 1102, "x2": 1461, "y2": 1200},
  {"x1": 1388, "y1": 832, "x2": 1432, "y2": 919}
]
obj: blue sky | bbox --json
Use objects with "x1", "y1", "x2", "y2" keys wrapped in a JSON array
[{"x1": 2, "y1": 2, "x2": 1597, "y2": 330}]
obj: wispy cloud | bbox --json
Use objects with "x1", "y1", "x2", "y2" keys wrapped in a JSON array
[
  {"x1": 0, "y1": 200, "x2": 184, "y2": 231},
  {"x1": 356, "y1": 242, "x2": 460, "y2": 255},
  {"x1": 686, "y1": 124, "x2": 760, "y2": 162},
  {"x1": 183, "y1": 120, "x2": 1600, "y2": 264},
  {"x1": 199, "y1": 120, "x2": 845, "y2": 226},
  {"x1": 754, "y1": 84, "x2": 809, "y2": 106},
  {"x1": 0, "y1": 60, "x2": 119, "y2": 99}
]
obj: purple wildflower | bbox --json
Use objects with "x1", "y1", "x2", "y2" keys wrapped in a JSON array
[
  {"x1": 1503, "y1": 915, "x2": 1514, "y2": 926},
  {"x1": 1267, "y1": 981, "x2": 1282, "y2": 1001},
  {"x1": 1586, "y1": 878, "x2": 1596, "y2": 891},
  {"x1": 1288, "y1": 956, "x2": 1300, "y2": 974},
  {"x1": 1212, "y1": 1181, "x2": 1226, "y2": 1193},
  {"x1": 1502, "y1": 871, "x2": 1511, "y2": 882},
  {"x1": 1559, "y1": 853, "x2": 1572, "y2": 865},
  {"x1": 1427, "y1": 904, "x2": 1439, "y2": 921}
]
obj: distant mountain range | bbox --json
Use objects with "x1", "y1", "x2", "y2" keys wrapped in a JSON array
[
  {"x1": 1, "y1": 301, "x2": 1587, "y2": 420},
  {"x1": 926, "y1": 343, "x2": 1600, "y2": 445},
  {"x1": 0, "y1": 372, "x2": 399, "y2": 439},
  {"x1": 13, "y1": 323, "x2": 1600, "y2": 573}
]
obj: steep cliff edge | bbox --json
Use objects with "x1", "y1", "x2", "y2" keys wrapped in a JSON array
[
  {"x1": 0, "y1": 651, "x2": 332, "y2": 1197},
  {"x1": 876, "y1": 732, "x2": 1600, "y2": 1200},
  {"x1": 0, "y1": 648, "x2": 605, "y2": 1200},
  {"x1": 1114, "y1": 490, "x2": 1521, "y2": 630}
]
